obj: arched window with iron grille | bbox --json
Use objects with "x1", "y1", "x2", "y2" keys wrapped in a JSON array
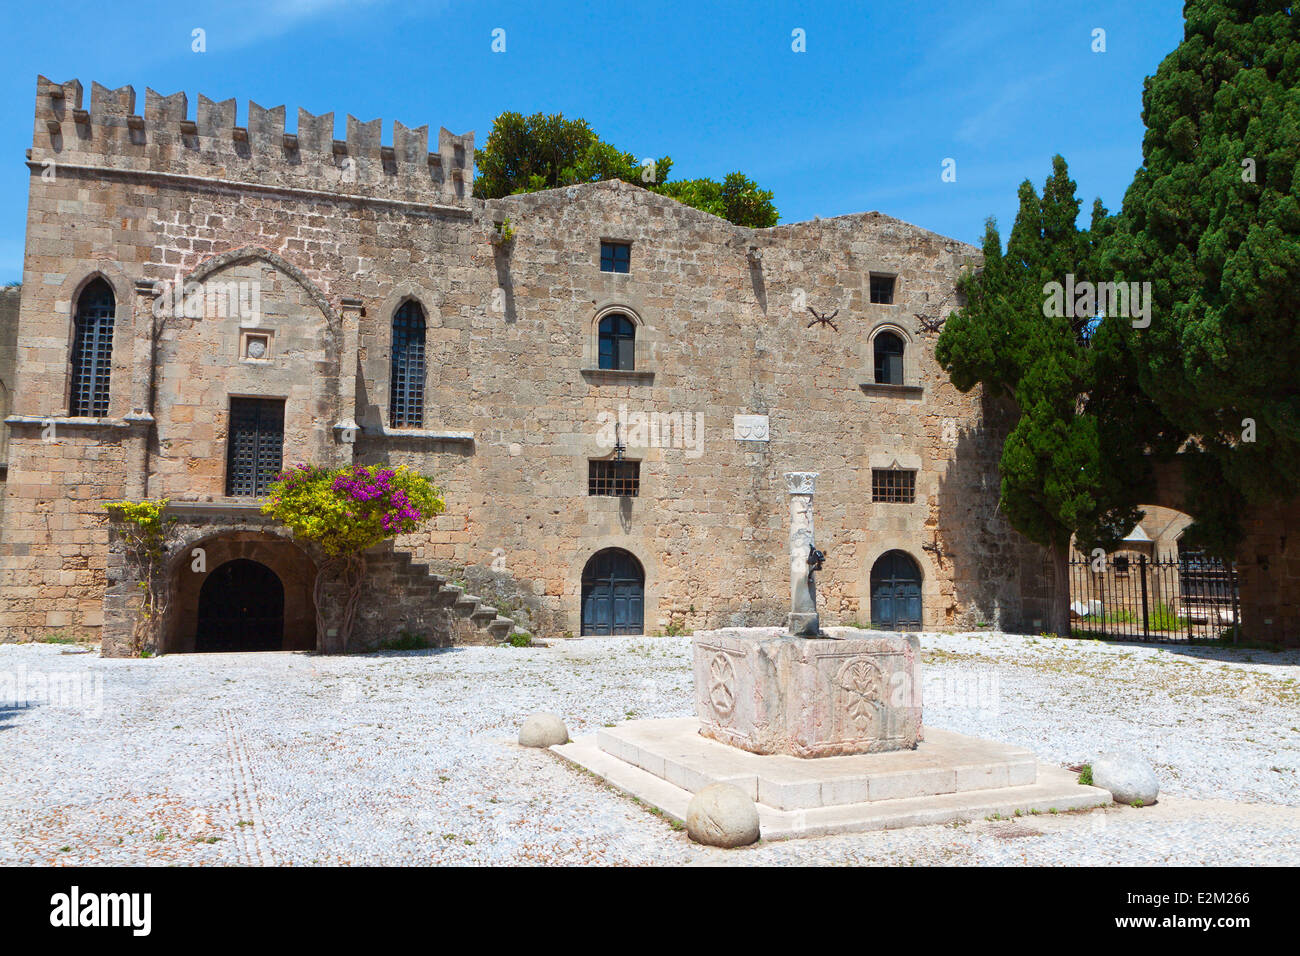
[
  {"x1": 389, "y1": 300, "x2": 426, "y2": 428},
  {"x1": 69, "y1": 278, "x2": 116, "y2": 417}
]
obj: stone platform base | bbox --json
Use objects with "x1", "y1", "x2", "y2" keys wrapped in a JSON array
[{"x1": 554, "y1": 718, "x2": 1112, "y2": 840}]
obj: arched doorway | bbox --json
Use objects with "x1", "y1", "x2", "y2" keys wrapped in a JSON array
[
  {"x1": 195, "y1": 559, "x2": 285, "y2": 652},
  {"x1": 870, "y1": 550, "x2": 923, "y2": 631},
  {"x1": 581, "y1": 548, "x2": 644, "y2": 635}
]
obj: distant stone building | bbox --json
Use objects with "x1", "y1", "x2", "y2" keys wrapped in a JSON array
[{"x1": 0, "y1": 76, "x2": 1073, "y2": 654}]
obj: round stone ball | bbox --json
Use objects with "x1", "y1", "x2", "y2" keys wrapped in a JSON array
[
  {"x1": 518, "y1": 713, "x2": 568, "y2": 748},
  {"x1": 1091, "y1": 752, "x2": 1159, "y2": 806},
  {"x1": 686, "y1": 783, "x2": 761, "y2": 848}
]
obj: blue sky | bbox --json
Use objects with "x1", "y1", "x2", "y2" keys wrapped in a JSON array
[{"x1": 0, "y1": 0, "x2": 1186, "y2": 280}]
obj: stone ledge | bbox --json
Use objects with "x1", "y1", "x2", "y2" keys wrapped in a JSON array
[
  {"x1": 162, "y1": 499, "x2": 271, "y2": 517},
  {"x1": 5, "y1": 415, "x2": 135, "y2": 429},
  {"x1": 369, "y1": 426, "x2": 475, "y2": 442},
  {"x1": 580, "y1": 368, "x2": 656, "y2": 385},
  {"x1": 858, "y1": 383, "x2": 925, "y2": 399}
]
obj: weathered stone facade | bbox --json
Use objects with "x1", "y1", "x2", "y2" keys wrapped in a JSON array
[{"x1": 0, "y1": 76, "x2": 1059, "y2": 654}]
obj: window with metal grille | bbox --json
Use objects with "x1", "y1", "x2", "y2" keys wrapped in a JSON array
[
  {"x1": 869, "y1": 274, "x2": 896, "y2": 305},
  {"x1": 598, "y1": 314, "x2": 636, "y2": 370},
  {"x1": 600, "y1": 241, "x2": 631, "y2": 273},
  {"x1": 874, "y1": 331, "x2": 905, "y2": 385},
  {"x1": 871, "y1": 469, "x2": 916, "y2": 503},
  {"x1": 389, "y1": 300, "x2": 426, "y2": 427},
  {"x1": 69, "y1": 278, "x2": 116, "y2": 417},
  {"x1": 588, "y1": 459, "x2": 640, "y2": 497},
  {"x1": 226, "y1": 398, "x2": 285, "y2": 497}
]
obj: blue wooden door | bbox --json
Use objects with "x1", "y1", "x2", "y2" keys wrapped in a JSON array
[
  {"x1": 582, "y1": 549, "x2": 644, "y2": 635},
  {"x1": 870, "y1": 550, "x2": 923, "y2": 630}
]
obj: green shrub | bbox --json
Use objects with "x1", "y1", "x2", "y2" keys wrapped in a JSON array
[
  {"x1": 1148, "y1": 602, "x2": 1188, "y2": 631},
  {"x1": 379, "y1": 630, "x2": 426, "y2": 651},
  {"x1": 507, "y1": 632, "x2": 533, "y2": 647}
]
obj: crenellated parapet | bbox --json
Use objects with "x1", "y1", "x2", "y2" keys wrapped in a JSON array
[{"x1": 29, "y1": 76, "x2": 475, "y2": 208}]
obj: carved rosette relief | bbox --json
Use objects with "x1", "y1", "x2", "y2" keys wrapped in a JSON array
[
  {"x1": 834, "y1": 657, "x2": 884, "y2": 736},
  {"x1": 708, "y1": 651, "x2": 736, "y2": 720}
]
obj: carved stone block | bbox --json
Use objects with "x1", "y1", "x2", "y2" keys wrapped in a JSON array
[{"x1": 693, "y1": 627, "x2": 923, "y2": 757}]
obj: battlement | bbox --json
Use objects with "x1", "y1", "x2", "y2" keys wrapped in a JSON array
[{"x1": 29, "y1": 77, "x2": 474, "y2": 209}]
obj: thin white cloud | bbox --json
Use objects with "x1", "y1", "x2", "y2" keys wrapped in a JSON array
[
  {"x1": 954, "y1": 67, "x2": 1070, "y2": 145},
  {"x1": 204, "y1": 0, "x2": 390, "y2": 51}
]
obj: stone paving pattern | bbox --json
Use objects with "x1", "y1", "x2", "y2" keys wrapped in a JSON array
[{"x1": 1, "y1": 632, "x2": 1296, "y2": 865}]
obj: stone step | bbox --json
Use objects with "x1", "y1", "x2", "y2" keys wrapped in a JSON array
[
  {"x1": 385, "y1": 550, "x2": 519, "y2": 644},
  {"x1": 432, "y1": 584, "x2": 463, "y2": 606},
  {"x1": 556, "y1": 728, "x2": 1112, "y2": 841},
  {"x1": 452, "y1": 594, "x2": 481, "y2": 616},
  {"x1": 597, "y1": 719, "x2": 1039, "y2": 811}
]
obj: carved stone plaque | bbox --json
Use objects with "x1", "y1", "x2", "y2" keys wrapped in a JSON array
[{"x1": 733, "y1": 414, "x2": 770, "y2": 442}]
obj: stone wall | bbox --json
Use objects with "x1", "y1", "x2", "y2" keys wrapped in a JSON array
[
  {"x1": 1, "y1": 76, "x2": 1054, "y2": 650},
  {"x1": 1236, "y1": 497, "x2": 1300, "y2": 645},
  {"x1": 0, "y1": 286, "x2": 19, "y2": 531}
]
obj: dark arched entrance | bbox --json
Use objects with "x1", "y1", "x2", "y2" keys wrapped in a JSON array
[
  {"x1": 581, "y1": 548, "x2": 644, "y2": 635},
  {"x1": 870, "y1": 550, "x2": 923, "y2": 631},
  {"x1": 195, "y1": 559, "x2": 285, "y2": 652}
]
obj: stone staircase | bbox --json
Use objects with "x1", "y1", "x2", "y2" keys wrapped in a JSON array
[{"x1": 366, "y1": 549, "x2": 519, "y2": 645}]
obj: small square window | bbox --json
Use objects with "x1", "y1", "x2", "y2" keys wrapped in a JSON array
[
  {"x1": 871, "y1": 469, "x2": 915, "y2": 503},
  {"x1": 870, "y1": 274, "x2": 896, "y2": 305},
  {"x1": 589, "y1": 459, "x2": 639, "y2": 497},
  {"x1": 600, "y1": 241, "x2": 631, "y2": 274}
]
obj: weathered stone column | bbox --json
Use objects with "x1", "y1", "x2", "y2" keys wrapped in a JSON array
[{"x1": 785, "y1": 471, "x2": 819, "y2": 636}]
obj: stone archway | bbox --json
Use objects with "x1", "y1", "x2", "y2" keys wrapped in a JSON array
[{"x1": 164, "y1": 530, "x2": 317, "y2": 653}]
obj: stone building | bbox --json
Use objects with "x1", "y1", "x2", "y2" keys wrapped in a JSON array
[{"x1": 0, "y1": 76, "x2": 1064, "y2": 655}]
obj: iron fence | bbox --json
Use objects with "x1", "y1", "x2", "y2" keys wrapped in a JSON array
[{"x1": 1068, "y1": 551, "x2": 1239, "y2": 643}]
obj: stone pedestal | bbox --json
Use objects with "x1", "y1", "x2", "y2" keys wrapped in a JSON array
[{"x1": 693, "y1": 627, "x2": 923, "y2": 758}]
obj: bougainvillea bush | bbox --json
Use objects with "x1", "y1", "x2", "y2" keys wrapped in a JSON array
[{"x1": 262, "y1": 464, "x2": 446, "y2": 650}]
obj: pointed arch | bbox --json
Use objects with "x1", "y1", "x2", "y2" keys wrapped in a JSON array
[
  {"x1": 187, "y1": 247, "x2": 340, "y2": 337},
  {"x1": 390, "y1": 298, "x2": 427, "y2": 427},
  {"x1": 68, "y1": 276, "x2": 116, "y2": 416}
]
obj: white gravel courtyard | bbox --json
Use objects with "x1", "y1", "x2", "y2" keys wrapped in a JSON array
[{"x1": 1, "y1": 632, "x2": 1297, "y2": 866}]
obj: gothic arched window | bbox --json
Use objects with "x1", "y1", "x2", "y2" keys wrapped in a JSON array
[
  {"x1": 390, "y1": 300, "x2": 427, "y2": 428},
  {"x1": 69, "y1": 278, "x2": 116, "y2": 417}
]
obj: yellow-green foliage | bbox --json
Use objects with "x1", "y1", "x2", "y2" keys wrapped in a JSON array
[
  {"x1": 103, "y1": 499, "x2": 172, "y2": 556},
  {"x1": 261, "y1": 464, "x2": 445, "y2": 556}
]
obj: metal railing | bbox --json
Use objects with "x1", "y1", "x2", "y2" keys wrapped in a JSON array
[{"x1": 1068, "y1": 551, "x2": 1239, "y2": 643}]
